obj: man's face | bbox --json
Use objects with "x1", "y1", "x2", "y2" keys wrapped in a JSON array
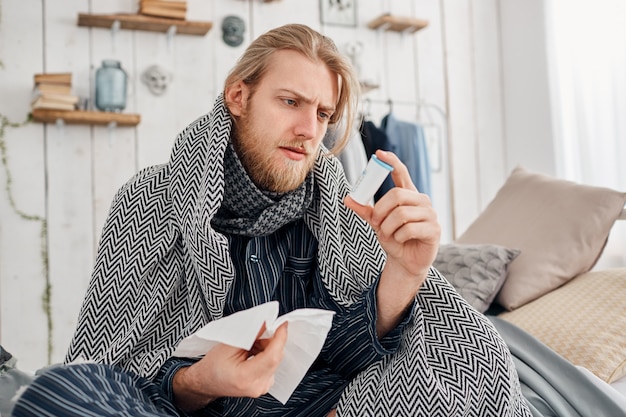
[{"x1": 231, "y1": 49, "x2": 339, "y2": 193}]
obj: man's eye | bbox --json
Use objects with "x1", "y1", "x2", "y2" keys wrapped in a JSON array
[
  {"x1": 284, "y1": 98, "x2": 297, "y2": 106},
  {"x1": 319, "y1": 111, "x2": 330, "y2": 120}
]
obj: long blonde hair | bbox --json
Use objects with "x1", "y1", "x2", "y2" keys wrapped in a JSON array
[{"x1": 224, "y1": 24, "x2": 360, "y2": 155}]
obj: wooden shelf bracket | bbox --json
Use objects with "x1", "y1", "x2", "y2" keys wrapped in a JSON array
[{"x1": 166, "y1": 25, "x2": 177, "y2": 50}]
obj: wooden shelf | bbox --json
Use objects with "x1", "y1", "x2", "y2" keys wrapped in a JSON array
[
  {"x1": 31, "y1": 109, "x2": 141, "y2": 127},
  {"x1": 77, "y1": 13, "x2": 212, "y2": 36},
  {"x1": 367, "y1": 14, "x2": 428, "y2": 33}
]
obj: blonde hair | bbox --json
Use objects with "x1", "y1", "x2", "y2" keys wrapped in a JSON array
[{"x1": 224, "y1": 24, "x2": 360, "y2": 155}]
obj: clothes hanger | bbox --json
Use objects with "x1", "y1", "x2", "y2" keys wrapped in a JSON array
[{"x1": 360, "y1": 97, "x2": 372, "y2": 121}]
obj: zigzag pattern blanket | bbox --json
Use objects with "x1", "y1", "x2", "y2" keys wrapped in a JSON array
[{"x1": 66, "y1": 95, "x2": 531, "y2": 416}]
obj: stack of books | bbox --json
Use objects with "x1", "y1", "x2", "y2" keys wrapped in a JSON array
[
  {"x1": 31, "y1": 73, "x2": 79, "y2": 111},
  {"x1": 139, "y1": 0, "x2": 187, "y2": 20}
]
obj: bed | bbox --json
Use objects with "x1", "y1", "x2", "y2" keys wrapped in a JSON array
[{"x1": 432, "y1": 166, "x2": 626, "y2": 415}]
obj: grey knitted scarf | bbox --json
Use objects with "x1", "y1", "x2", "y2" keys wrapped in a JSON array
[{"x1": 211, "y1": 142, "x2": 314, "y2": 237}]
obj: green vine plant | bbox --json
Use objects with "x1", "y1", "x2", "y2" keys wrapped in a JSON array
[{"x1": 0, "y1": 113, "x2": 53, "y2": 364}]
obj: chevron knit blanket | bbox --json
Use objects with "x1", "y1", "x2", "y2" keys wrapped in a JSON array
[{"x1": 66, "y1": 95, "x2": 531, "y2": 416}]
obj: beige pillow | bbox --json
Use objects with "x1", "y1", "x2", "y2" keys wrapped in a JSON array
[
  {"x1": 498, "y1": 268, "x2": 626, "y2": 383},
  {"x1": 456, "y1": 166, "x2": 626, "y2": 310}
]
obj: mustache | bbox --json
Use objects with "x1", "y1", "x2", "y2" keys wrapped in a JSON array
[{"x1": 278, "y1": 140, "x2": 312, "y2": 153}]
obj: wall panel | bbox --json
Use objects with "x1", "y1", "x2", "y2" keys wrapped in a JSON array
[
  {"x1": 471, "y1": 0, "x2": 506, "y2": 209},
  {"x1": 0, "y1": 0, "x2": 48, "y2": 371},
  {"x1": 441, "y1": 0, "x2": 480, "y2": 237},
  {"x1": 414, "y1": 0, "x2": 452, "y2": 241},
  {"x1": 252, "y1": 0, "x2": 319, "y2": 36},
  {"x1": 89, "y1": 0, "x2": 139, "y2": 248},
  {"x1": 211, "y1": 1, "x2": 251, "y2": 96}
]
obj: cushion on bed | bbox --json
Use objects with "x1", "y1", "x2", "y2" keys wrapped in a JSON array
[
  {"x1": 456, "y1": 166, "x2": 626, "y2": 310},
  {"x1": 433, "y1": 243, "x2": 520, "y2": 312},
  {"x1": 498, "y1": 268, "x2": 626, "y2": 383}
]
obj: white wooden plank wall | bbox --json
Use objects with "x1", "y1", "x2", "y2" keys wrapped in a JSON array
[
  {"x1": 0, "y1": 0, "x2": 508, "y2": 371},
  {"x1": 0, "y1": 0, "x2": 50, "y2": 368},
  {"x1": 442, "y1": 0, "x2": 505, "y2": 237}
]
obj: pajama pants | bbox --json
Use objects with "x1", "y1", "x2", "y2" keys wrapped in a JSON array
[
  {"x1": 10, "y1": 363, "x2": 346, "y2": 417},
  {"x1": 12, "y1": 363, "x2": 182, "y2": 417}
]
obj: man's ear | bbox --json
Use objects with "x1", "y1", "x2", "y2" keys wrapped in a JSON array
[{"x1": 224, "y1": 81, "x2": 249, "y2": 117}]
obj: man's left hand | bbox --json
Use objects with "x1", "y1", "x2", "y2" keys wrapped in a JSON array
[{"x1": 345, "y1": 150, "x2": 440, "y2": 336}]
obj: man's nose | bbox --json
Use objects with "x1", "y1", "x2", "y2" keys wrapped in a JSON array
[{"x1": 294, "y1": 109, "x2": 317, "y2": 140}]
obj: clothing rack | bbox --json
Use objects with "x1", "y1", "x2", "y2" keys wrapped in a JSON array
[{"x1": 360, "y1": 98, "x2": 447, "y2": 121}]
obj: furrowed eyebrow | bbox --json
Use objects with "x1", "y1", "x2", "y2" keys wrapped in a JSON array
[{"x1": 278, "y1": 88, "x2": 335, "y2": 114}]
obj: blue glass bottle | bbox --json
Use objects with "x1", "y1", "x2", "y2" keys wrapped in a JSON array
[{"x1": 95, "y1": 59, "x2": 127, "y2": 112}]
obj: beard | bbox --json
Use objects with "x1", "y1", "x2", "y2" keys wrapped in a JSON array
[{"x1": 231, "y1": 109, "x2": 317, "y2": 193}]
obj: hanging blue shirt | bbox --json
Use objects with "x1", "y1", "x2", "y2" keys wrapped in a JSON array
[{"x1": 381, "y1": 113, "x2": 432, "y2": 197}]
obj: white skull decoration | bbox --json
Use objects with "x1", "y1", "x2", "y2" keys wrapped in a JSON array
[{"x1": 141, "y1": 65, "x2": 172, "y2": 96}]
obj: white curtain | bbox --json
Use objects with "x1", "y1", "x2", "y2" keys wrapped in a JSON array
[{"x1": 546, "y1": 0, "x2": 626, "y2": 268}]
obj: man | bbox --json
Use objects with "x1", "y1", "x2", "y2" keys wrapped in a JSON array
[{"x1": 13, "y1": 24, "x2": 531, "y2": 416}]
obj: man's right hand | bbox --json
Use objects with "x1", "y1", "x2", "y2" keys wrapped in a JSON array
[{"x1": 172, "y1": 322, "x2": 288, "y2": 412}]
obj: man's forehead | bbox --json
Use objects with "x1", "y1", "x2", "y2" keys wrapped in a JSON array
[{"x1": 261, "y1": 50, "x2": 339, "y2": 106}]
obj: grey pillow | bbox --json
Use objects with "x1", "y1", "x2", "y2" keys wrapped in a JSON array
[{"x1": 433, "y1": 243, "x2": 520, "y2": 312}]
